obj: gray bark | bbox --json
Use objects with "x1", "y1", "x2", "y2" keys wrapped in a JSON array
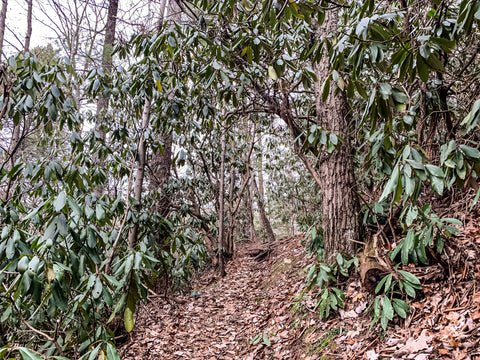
[
  {"x1": 0, "y1": 0, "x2": 7, "y2": 57},
  {"x1": 24, "y1": 0, "x2": 32, "y2": 52},
  {"x1": 148, "y1": 0, "x2": 181, "y2": 218},
  {"x1": 127, "y1": 101, "x2": 151, "y2": 248},
  {"x1": 218, "y1": 118, "x2": 227, "y2": 277},
  {"x1": 95, "y1": 0, "x2": 119, "y2": 140},
  {"x1": 313, "y1": 8, "x2": 361, "y2": 261},
  {"x1": 253, "y1": 176, "x2": 276, "y2": 244}
]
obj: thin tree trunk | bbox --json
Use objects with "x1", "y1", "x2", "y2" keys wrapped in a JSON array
[
  {"x1": 226, "y1": 165, "x2": 236, "y2": 255},
  {"x1": 95, "y1": 0, "x2": 118, "y2": 141},
  {"x1": 24, "y1": 0, "x2": 32, "y2": 52},
  {"x1": 249, "y1": 178, "x2": 259, "y2": 242},
  {"x1": 313, "y1": 8, "x2": 361, "y2": 261},
  {"x1": 127, "y1": 101, "x2": 151, "y2": 249},
  {"x1": 149, "y1": 0, "x2": 179, "y2": 219},
  {"x1": 257, "y1": 136, "x2": 265, "y2": 199},
  {"x1": 94, "y1": 0, "x2": 118, "y2": 195},
  {"x1": 218, "y1": 118, "x2": 227, "y2": 277},
  {"x1": 253, "y1": 176, "x2": 276, "y2": 243},
  {"x1": 7, "y1": 0, "x2": 31, "y2": 169},
  {"x1": 0, "y1": 0, "x2": 7, "y2": 57}
]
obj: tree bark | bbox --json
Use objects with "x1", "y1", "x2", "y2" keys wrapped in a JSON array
[
  {"x1": 257, "y1": 136, "x2": 265, "y2": 199},
  {"x1": 253, "y1": 176, "x2": 276, "y2": 243},
  {"x1": 313, "y1": 8, "x2": 361, "y2": 261},
  {"x1": 24, "y1": 0, "x2": 32, "y2": 52},
  {"x1": 7, "y1": 0, "x2": 32, "y2": 169},
  {"x1": 0, "y1": 0, "x2": 7, "y2": 57},
  {"x1": 148, "y1": 0, "x2": 180, "y2": 219},
  {"x1": 249, "y1": 178, "x2": 259, "y2": 242},
  {"x1": 95, "y1": 0, "x2": 118, "y2": 141},
  {"x1": 217, "y1": 118, "x2": 227, "y2": 277},
  {"x1": 127, "y1": 101, "x2": 151, "y2": 249}
]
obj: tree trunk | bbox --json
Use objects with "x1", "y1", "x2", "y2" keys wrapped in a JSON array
[
  {"x1": 253, "y1": 176, "x2": 276, "y2": 243},
  {"x1": 24, "y1": 0, "x2": 32, "y2": 52},
  {"x1": 226, "y1": 164, "x2": 236, "y2": 255},
  {"x1": 148, "y1": 0, "x2": 180, "y2": 219},
  {"x1": 95, "y1": 0, "x2": 118, "y2": 142},
  {"x1": 249, "y1": 178, "x2": 259, "y2": 242},
  {"x1": 245, "y1": 183, "x2": 258, "y2": 242},
  {"x1": 217, "y1": 118, "x2": 227, "y2": 277},
  {"x1": 313, "y1": 8, "x2": 361, "y2": 261},
  {"x1": 127, "y1": 101, "x2": 151, "y2": 249},
  {"x1": 0, "y1": 0, "x2": 7, "y2": 57},
  {"x1": 257, "y1": 136, "x2": 265, "y2": 199},
  {"x1": 7, "y1": 0, "x2": 31, "y2": 169}
]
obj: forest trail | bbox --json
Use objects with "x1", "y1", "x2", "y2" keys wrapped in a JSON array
[
  {"x1": 119, "y1": 223, "x2": 480, "y2": 360},
  {"x1": 119, "y1": 235, "x2": 309, "y2": 359}
]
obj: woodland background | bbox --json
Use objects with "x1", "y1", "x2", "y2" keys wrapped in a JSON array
[{"x1": 1, "y1": 0, "x2": 480, "y2": 359}]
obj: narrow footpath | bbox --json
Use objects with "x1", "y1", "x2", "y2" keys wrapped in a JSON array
[{"x1": 119, "y1": 235, "x2": 309, "y2": 359}]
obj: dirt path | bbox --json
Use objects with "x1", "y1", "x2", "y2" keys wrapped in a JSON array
[
  {"x1": 119, "y1": 236, "x2": 308, "y2": 359},
  {"x1": 119, "y1": 228, "x2": 480, "y2": 359}
]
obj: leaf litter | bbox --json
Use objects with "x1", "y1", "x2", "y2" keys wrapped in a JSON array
[{"x1": 119, "y1": 218, "x2": 480, "y2": 359}]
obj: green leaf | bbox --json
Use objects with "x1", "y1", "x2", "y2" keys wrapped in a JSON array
[
  {"x1": 92, "y1": 277, "x2": 103, "y2": 299},
  {"x1": 425, "y1": 164, "x2": 444, "y2": 177},
  {"x1": 330, "y1": 133, "x2": 338, "y2": 145},
  {"x1": 399, "y1": 270, "x2": 421, "y2": 285},
  {"x1": 459, "y1": 144, "x2": 480, "y2": 159},
  {"x1": 54, "y1": 191, "x2": 67, "y2": 212},
  {"x1": 392, "y1": 298, "x2": 409, "y2": 318},
  {"x1": 430, "y1": 37, "x2": 456, "y2": 52},
  {"x1": 106, "y1": 343, "x2": 121, "y2": 360},
  {"x1": 440, "y1": 140, "x2": 456, "y2": 164},
  {"x1": 379, "y1": 83, "x2": 392, "y2": 100},
  {"x1": 167, "y1": 35, "x2": 176, "y2": 47},
  {"x1": 379, "y1": 166, "x2": 400, "y2": 203},
  {"x1": 52, "y1": 281, "x2": 68, "y2": 311},
  {"x1": 403, "y1": 282, "x2": 416, "y2": 298},
  {"x1": 124, "y1": 306, "x2": 134, "y2": 332},
  {"x1": 321, "y1": 76, "x2": 330, "y2": 102},
  {"x1": 25, "y1": 95, "x2": 34, "y2": 109},
  {"x1": 470, "y1": 187, "x2": 480, "y2": 211},
  {"x1": 416, "y1": 54, "x2": 430, "y2": 83},
  {"x1": 51, "y1": 85, "x2": 61, "y2": 98},
  {"x1": 18, "y1": 348, "x2": 43, "y2": 360},
  {"x1": 268, "y1": 65, "x2": 278, "y2": 80},
  {"x1": 375, "y1": 274, "x2": 392, "y2": 294},
  {"x1": 355, "y1": 81, "x2": 368, "y2": 99},
  {"x1": 430, "y1": 176, "x2": 444, "y2": 195},
  {"x1": 0, "y1": 345, "x2": 7, "y2": 359},
  {"x1": 88, "y1": 345, "x2": 100, "y2": 360},
  {"x1": 392, "y1": 89, "x2": 408, "y2": 104},
  {"x1": 93, "y1": 79, "x2": 100, "y2": 92},
  {"x1": 425, "y1": 53, "x2": 445, "y2": 72},
  {"x1": 442, "y1": 218, "x2": 462, "y2": 226},
  {"x1": 262, "y1": 332, "x2": 271, "y2": 346},
  {"x1": 96, "y1": 204, "x2": 105, "y2": 221},
  {"x1": 382, "y1": 296, "x2": 394, "y2": 320},
  {"x1": 401, "y1": 231, "x2": 415, "y2": 265}
]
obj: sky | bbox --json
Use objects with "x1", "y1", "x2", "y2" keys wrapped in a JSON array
[
  {"x1": 4, "y1": 0, "x2": 52, "y2": 56},
  {"x1": 3, "y1": 1, "x2": 166, "y2": 58}
]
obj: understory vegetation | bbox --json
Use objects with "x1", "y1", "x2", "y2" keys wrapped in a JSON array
[{"x1": 1, "y1": 0, "x2": 480, "y2": 358}]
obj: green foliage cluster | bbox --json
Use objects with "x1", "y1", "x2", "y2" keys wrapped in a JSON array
[
  {"x1": 304, "y1": 254, "x2": 357, "y2": 320},
  {"x1": 0, "y1": 47, "x2": 207, "y2": 359},
  {"x1": 2, "y1": 0, "x2": 480, "y2": 357}
]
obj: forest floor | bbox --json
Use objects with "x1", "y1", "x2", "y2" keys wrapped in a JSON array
[{"x1": 119, "y1": 226, "x2": 480, "y2": 359}]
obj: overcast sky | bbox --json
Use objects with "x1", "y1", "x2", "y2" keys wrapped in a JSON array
[
  {"x1": 3, "y1": 1, "x2": 165, "y2": 58},
  {"x1": 4, "y1": 1, "x2": 52, "y2": 56}
]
